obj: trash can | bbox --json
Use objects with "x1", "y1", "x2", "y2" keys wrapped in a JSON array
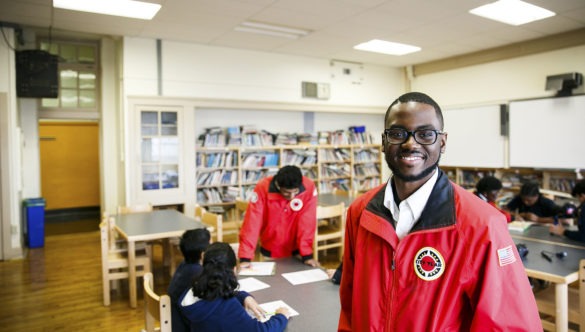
[{"x1": 23, "y1": 198, "x2": 46, "y2": 248}]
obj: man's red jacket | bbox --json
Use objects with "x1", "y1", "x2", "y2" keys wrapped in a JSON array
[
  {"x1": 339, "y1": 170, "x2": 541, "y2": 331},
  {"x1": 238, "y1": 176, "x2": 317, "y2": 260}
]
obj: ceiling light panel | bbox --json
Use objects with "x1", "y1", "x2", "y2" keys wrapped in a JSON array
[
  {"x1": 469, "y1": 0, "x2": 555, "y2": 26},
  {"x1": 53, "y1": 0, "x2": 161, "y2": 20},
  {"x1": 353, "y1": 39, "x2": 421, "y2": 56}
]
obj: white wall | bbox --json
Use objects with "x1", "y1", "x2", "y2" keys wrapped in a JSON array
[
  {"x1": 0, "y1": 28, "x2": 24, "y2": 259},
  {"x1": 411, "y1": 45, "x2": 585, "y2": 108},
  {"x1": 124, "y1": 37, "x2": 404, "y2": 107}
]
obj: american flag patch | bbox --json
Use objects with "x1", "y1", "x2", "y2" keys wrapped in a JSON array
[{"x1": 497, "y1": 245, "x2": 516, "y2": 266}]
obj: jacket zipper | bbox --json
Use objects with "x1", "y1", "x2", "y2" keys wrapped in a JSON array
[{"x1": 386, "y1": 249, "x2": 397, "y2": 331}]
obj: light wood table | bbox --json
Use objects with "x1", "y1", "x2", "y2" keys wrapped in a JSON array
[
  {"x1": 114, "y1": 209, "x2": 206, "y2": 308},
  {"x1": 511, "y1": 225, "x2": 585, "y2": 332}
]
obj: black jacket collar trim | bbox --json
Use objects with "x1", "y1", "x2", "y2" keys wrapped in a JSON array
[{"x1": 365, "y1": 169, "x2": 456, "y2": 231}]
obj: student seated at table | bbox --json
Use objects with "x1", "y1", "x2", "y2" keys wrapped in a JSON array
[
  {"x1": 179, "y1": 242, "x2": 291, "y2": 332},
  {"x1": 474, "y1": 175, "x2": 512, "y2": 223},
  {"x1": 549, "y1": 179, "x2": 585, "y2": 243},
  {"x1": 504, "y1": 181, "x2": 562, "y2": 223},
  {"x1": 168, "y1": 228, "x2": 211, "y2": 332}
]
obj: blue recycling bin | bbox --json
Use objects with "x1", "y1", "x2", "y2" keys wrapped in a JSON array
[{"x1": 23, "y1": 198, "x2": 45, "y2": 248}]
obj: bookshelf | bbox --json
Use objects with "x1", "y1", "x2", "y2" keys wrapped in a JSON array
[
  {"x1": 195, "y1": 143, "x2": 384, "y2": 208},
  {"x1": 441, "y1": 166, "x2": 580, "y2": 196}
]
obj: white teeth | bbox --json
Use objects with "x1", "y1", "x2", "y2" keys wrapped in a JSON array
[{"x1": 402, "y1": 156, "x2": 421, "y2": 160}]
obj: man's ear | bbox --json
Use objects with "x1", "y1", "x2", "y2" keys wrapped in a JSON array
[
  {"x1": 440, "y1": 132, "x2": 447, "y2": 153},
  {"x1": 381, "y1": 133, "x2": 387, "y2": 150}
]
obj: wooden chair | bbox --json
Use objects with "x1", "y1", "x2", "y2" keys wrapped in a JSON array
[
  {"x1": 197, "y1": 206, "x2": 240, "y2": 243},
  {"x1": 233, "y1": 199, "x2": 249, "y2": 229},
  {"x1": 143, "y1": 272, "x2": 172, "y2": 332},
  {"x1": 201, "y1": 211, "x2": 225, "y2": 242},
  {"x1": 534, "y1": 259, "x2": 585, "y2": 331},
  {"x1": 100, "y1": 220, "x2": 151, "y2": 306},
  {"x1": 313, "y1": 202, "x2": 345, "y2": 262}
]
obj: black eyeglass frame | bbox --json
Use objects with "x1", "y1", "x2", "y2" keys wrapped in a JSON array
[{"x1": 383, "y1": 128, "x2": 446, "y2": 145}]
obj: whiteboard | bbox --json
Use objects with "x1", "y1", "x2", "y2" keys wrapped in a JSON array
[
  {"x1": 441, "y1": 105, "x2": 505, "y2": 168},
  {"x1": 509, "y1": 95, "x2": 585, "y2": 169}
]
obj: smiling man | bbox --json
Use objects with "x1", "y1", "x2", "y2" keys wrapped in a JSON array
[{"x1": 338, "y1": 92, "x2": 541, "y2": 331}]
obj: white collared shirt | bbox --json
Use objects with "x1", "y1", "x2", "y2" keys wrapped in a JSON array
[{"x1": 383, "y1": 169, "x2": 439, "y2": 240}]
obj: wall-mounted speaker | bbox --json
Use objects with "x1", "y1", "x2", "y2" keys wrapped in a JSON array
[
  {"x1": 16, "y1": 50, "x2": 59, "y2": 98},
  {"x1": 545, "y1": 72, "x2": 583, "y2": 97}
]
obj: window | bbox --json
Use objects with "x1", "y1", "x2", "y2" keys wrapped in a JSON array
[{"x1": 39, "y1": 40, "x2": 99, "y2": 111}]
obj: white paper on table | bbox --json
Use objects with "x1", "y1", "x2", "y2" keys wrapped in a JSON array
[
  {"x1": 239, "y1": 262, "x2": 276, "y2": 276},
  {"x1": 258, "y1": 300, "x2": 299, "y2": 322},
  {"x1": 281, "y1": 268, "x2": 329, "y2": 285},
  {"x1": 239, "y1": 277, "x2": 271, "y2": 292}
]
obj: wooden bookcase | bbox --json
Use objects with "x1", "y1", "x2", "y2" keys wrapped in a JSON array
[{"x1": 195, "y1": 144, "x2": 383, "y2": 208}]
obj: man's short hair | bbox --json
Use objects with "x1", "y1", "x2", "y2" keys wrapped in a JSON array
[
  {"x1": 520, "y1": 181, "x2": 540, "y2": 197},
  {"x1": 274, "y1": 165, "x2": 303, "y2": 189},
  {"x1": 180, "y1": 228, "x2": 210, "y2": 264},
  {"x1": 572, "y1": 179, "x2": 585, "y2": 197},
  {"x1": 476, "y1": 176, "x2": 503, "y2": 193},
  {"x1": 385, "y1": 92, "x2": 444, "y2": 130}
]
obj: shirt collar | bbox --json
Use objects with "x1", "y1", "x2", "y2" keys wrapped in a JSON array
[{"x1": 384, "y1": 168, "x2": 439, "y2": 225}]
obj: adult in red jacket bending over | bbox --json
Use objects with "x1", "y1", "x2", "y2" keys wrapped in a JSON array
[
  {"x1": 238, "y1": 165, "x2": 319, "y2": 268},
  {"x1": 339, "y1": 92, "x2": 541, "y2": 331}
]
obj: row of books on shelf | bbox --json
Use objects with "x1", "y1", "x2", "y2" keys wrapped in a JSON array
[
  {"x1": 196, "y1": 170, "x2": 238, "y2": 186},
  {"x1": 354, "y1": 164, "x2": 380, "y2": 177},
  {"x1": 353, "y1": 178, "x2": 382, "y2": 191},
  {"x1": 196, "y1": 151, "x2": 238, "y2": 168},
  {"x1": 241, "y1": 152, "x2": 279, "y2": 168},
  {"x1": 197, "y1": 187, "x2": 239, "y2": 204},
  {"x1": 353, "y1": 149, "x2": 380, "y2": 162},
  {"x1": 321, "y1": 164, "x2": 351, "y2": 178},
  {"x1": 319, "y1": 179, "x2": 350, "y2": 193},
  {"x1": 282, "y1": 149, "x2": 317, "y2": 166},
  {"x1": 549, "y1": 178, "x2": 576, "y2": 193},
  {"x1": 242, "y1": 169, "x2": 278, "y2": 183},
  {"x1": 199, "y1": 125, "x2": 374, "y2": 147},
  {"x1": 319, "y1": 148, "x2": 351, "y2": 162}
]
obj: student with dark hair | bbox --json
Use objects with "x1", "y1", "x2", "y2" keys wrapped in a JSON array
[
  {"x1": 504, "y1": 181, "x2": 562, "y2": 223},
  {"x1": 549, "y1": 179, "x2": 585, "y2": 243},
  {"x1": 238, "y1": 165, "x2": 319, "y2": 267},
  {"x1": 167, "y1": 228, "x2": 211, "y2": 332},
  {"x1": 179, "y1": 242, "x2": 290, "y2": 331},
  {"x1": 338, "y1": 92, "x2": 541, "y2": 331},
  {"x1": 474, "y1": 175, "x2": 511, "y2": 222}
]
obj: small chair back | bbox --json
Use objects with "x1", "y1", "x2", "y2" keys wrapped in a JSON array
[
  {"x1": 313, "y1": 202, "x2": 345, "y2": 261},
  {"x1": 143, "y1": 272, "x2": 172, "y2": 332},
  {"x1": 201, "y1": 211, "x2": 223, "y2": 242}
]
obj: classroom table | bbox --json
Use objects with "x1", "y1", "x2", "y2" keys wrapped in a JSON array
[
  {"x1": 240, "y1": 258, "x2": 340, "y2": 331},
  {"x1": 510, "y1": 225, "x2": 585, "y2": 332},
  {"x1": 114, "y1": 209, "x2": 206, "y2": 308}
]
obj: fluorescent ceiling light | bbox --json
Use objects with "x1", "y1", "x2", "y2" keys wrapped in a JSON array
[
  {"x1": 53, "y1": 0, "x2": 161, "y2": 20},
  {"x1": 469, "y1": 0, "x2": 555, "y2": 26},
  {"x1": 353, "y1": 39, "x2": 421, "y2": 56},
  {"x1": 234, "y1": 21, "x2": 310, "y2": 39}
]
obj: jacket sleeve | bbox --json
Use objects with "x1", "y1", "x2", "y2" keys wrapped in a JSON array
[
  {"x1": 468, "y1": 215, "x2": 542, "y2": 331},
  {"x1": 229, "y1": 297, "x2": 289, "y2": 332},
  {"x1": 296, "y1": 180, "x2": 318, "y2": 258},
  {"x1": 238, "y1": 185, "x2": 267, "y2": 260},
  {"x1": 338, "y1": 203, "x2": 357, "y2": 332}
]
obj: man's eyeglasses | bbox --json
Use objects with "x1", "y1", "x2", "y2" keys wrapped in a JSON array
[{"x1": 383, "y1": 128, "x2": 445, "y2": 145}]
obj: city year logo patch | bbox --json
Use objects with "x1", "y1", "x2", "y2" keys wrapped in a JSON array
[
  {"x1": 290, "y1": 198, "x2": 303, "y2": 211},
  {"x1": 414, "y1": 247, "x2": 445, "y2": 281},
  {"x1": 249, "y1": 192, "x2": 258, "y2": 203}
]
